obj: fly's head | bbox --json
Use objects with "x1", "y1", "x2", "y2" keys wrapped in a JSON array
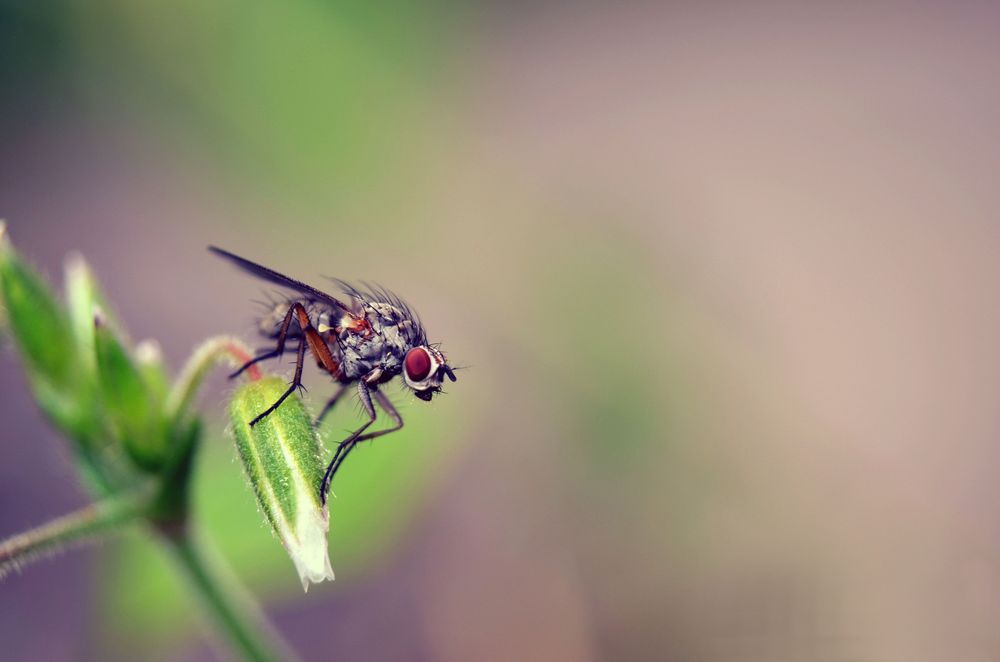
[{"x1": 401, "y1": 344, "x2": 456, "y2": 401}]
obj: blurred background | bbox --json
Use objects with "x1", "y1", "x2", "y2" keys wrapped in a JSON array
[{"x1": 2, "y1": 1, "x2": 1000, "y2": 660}]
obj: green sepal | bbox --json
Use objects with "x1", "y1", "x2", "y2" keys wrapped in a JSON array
[
  {"x1": 95, "y1": 320, "x2": 167, "y2": 471},
  {"x1": 151, "y1": 417, "x2": 202, "y2": 527}
]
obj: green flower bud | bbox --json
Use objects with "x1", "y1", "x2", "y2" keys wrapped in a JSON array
[
  {"x1": 229, "y1": 377, "x2": 334, "y2": 591},
  {"x1": 0, "y1": 223, "x2": 78, "y2": 390},
  {"x1": 0, "y1": 223, "x2": 96, "y2": 441},
  {"x1": 64, "y1": 252, "x2": 126, "y2": 376},
  {"x1": 135, "y1": 339, "x2": 170, "y2": 403}
]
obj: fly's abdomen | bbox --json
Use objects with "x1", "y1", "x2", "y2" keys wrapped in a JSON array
[
  {"x1": 257, "y1": 302, "x2": 290, "y2": 338},
  {"x1": 256, "y1": 301, "x2": 334, "y2": 339}
]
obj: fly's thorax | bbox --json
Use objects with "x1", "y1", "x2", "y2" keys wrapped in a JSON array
[
  {"x1": 336, "y1": 338, "x2": 404, "y2": 381},
  {"x1": 332, "y1": 307, "x2": 415, "y2": 381}
]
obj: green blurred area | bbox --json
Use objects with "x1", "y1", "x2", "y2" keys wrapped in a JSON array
[
  {"x1": 3, "y1": 0, "x2": 452, "y2": 208},
  {"x1": 0, "y1": 0, "x2": 474, "y2": 648},
  {"x1": 103, "y1": 382, "x2": 473, "y2": 647},
  {"x1": 3, "y1": 1, "x2": 721, "y2": 658}
]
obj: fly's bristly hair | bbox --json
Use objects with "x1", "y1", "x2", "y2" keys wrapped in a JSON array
[
  {"x1": 351, "y1": 393, "x2": 368, "y2": 419},
  {"x1": 328, "y1": 277, "x2": 428, "y2": 347},
  {"x1": 250, "y1": 288, "x2": 285, "y2": 312}
]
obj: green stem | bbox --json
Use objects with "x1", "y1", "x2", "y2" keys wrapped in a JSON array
[
  {"x1": 0, "y1": 495, "x2": 148, "y2": 580},
  {"x1": 166, "y1": 335, "x2": 262, "y2": 420},
  {"x1": 160, "y1": 530, "x2": 299, "y2": 662}
]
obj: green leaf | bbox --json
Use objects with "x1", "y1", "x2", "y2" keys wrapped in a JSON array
[{"x1": 229, "y1": 377, "x2": 333, "y2": 590}]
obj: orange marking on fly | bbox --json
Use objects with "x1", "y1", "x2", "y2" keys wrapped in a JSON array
[
  {"x1": 293, "y1": 314, "x2": 338, "y2": 376},
  {"x1": 337, "y1": 315, "x2": 373, "y2": 338}
]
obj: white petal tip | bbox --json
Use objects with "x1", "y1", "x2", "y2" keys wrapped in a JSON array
[
  {"x1": 135, "y1": 339, "x2": 164, "y2": 364},
  {"x1": 287, "y1": 499, "x2": 334, "y2": 592},
  {"x1": 297, "y1": 556, "x2": 335, "y2": 592},
  {"x1": 292, "y1": 552, "x2": 335, "y2": 591}
]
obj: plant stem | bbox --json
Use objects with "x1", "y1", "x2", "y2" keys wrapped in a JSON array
[
  {"x1": 167, "y1": 336, "x2": 262, "y2": 420},
  {"x1": 0, "y1": 494, "x2": 148, "y2": 580},
  {"x1": 161, "y1": 529, "x2": 300, "y2": 662}
]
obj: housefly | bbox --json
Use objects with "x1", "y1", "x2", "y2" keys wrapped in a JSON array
[{"x1": 209, "y1": 246, "x2": 457, "y2": 502}]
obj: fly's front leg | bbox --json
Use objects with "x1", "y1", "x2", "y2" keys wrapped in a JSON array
[
  {"x1": 320, "y1": 379, "x2": 376, "y2": 503},
  {"x1": 319, "y1": 387, "x2": 406, "y2": 504},
  {"x1": 353, "y1": 390, "x2": 404, "y2": 443},
  {"x1": 326, "y1": 390, "x2": 404, "y2": 487},
  {"x1": 248, "y1": 336, "x2": 306, "y2": 427}
]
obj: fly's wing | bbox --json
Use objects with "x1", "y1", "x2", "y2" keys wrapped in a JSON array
[{"x1": 209, "y1": 246, "x2": 354, "y2": 314}]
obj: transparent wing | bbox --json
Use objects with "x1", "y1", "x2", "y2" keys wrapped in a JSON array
[{"x1": 209, "y1": 246, "x2": 353, "y2": 313}]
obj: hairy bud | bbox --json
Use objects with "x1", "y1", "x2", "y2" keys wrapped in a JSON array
[{"x1": 229, "y1": 377, "x2": 334, "y2": 590}]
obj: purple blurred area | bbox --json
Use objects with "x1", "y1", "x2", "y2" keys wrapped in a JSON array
[{"x1": 4, "y1": 2, "x2": 1000, "y2": 660}]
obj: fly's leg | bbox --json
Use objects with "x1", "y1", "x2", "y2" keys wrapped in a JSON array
[
  {"x1": 244, "y1": 303, "x2": 341, "y2": 426},
  {"x1": 320, "y1": 380, "x2": 376, "y2": 502},
  {"x1": 315, "y1": 383, "x2": 348, "y2": 427},
  {"x1": 248, "y1": 336, "x2": 306, "y2": 427},
  {"x1": 325, "y1": 390, "x2": 402, "y2": 479},
  {"x1": 351, "y1": 390, "x2": 404, "y2": 444},
  {"x1": 319, "y1": 387, "x2": 404, "y2": 504},
  {"x1": 229, "y1": 302, "x2": 299, "y2": 378},
  {"x1": 229, "y1": 349, "x2": 282, "y2": 378}
]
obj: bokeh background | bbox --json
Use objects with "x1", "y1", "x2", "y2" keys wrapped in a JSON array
[{"x1": 3, "y1": 2, "x2": 1000, "y2": 660}]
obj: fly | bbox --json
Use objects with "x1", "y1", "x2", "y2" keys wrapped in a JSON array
[{"x1": 209, "y1": 246, "x2": 457, "y2": 502}]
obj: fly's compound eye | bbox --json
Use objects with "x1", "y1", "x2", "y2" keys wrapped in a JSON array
[
  {"x1": 404, "y1": 347, "x2": 433, "y2": 382},
  {"x1": 403, "y1": 345, "x2": 447, "y2": 394}
]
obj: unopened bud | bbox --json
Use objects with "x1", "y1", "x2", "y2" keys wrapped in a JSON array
[{"x1": 229, "y1": 377, "x2": 334, "y2": 590}]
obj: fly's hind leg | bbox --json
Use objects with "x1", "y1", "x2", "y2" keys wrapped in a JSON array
[
  {"x1": 229, "y1": 302, "x2": 299, "y2": 379},
  {"x1": 245, "y1": 302, "x2": 341, "y2": 426}
]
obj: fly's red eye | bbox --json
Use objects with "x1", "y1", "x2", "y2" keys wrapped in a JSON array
[{"x1": 404, "y1": 347, "x2": 432, "y2": 382}]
